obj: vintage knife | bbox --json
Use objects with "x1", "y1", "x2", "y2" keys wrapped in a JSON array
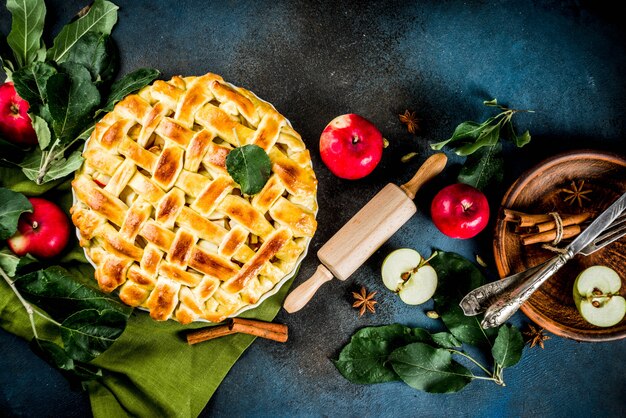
[{"x1": 481, "y1": 190, "x2": 626, "y2": 328}]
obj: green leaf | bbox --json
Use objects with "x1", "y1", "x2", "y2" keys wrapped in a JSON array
[
  {"x1": 492, "y1": 324, "x2": 524, "y2": 368},
  {"x1": 66, "y1": 32, "x2": 118, "y2": 84},
  {"x1": 0, "y1": 166, "x2": 63, "y2": 196},
  {"x1": 46, "y1": 63, "x2": 100, "y2": 143},
  {"x1": 226, "y1": 144, "x2": 272, "y2": 195},
  {"x1": 33, "y1": 339, "x2": 74, "y2": 370},
  {"x1": 389, "y1": 342, "x2": 472, "y2": 393},
  {"x1": 14, "y1": 266, "x2": 132, "y2": 322},
  {"x1": 30, "y1": 114, "x2": 51, "y2": 150},
  {"x1": 455, "y1": 121, "x2": 501, "y2": 156},
  {"x1": 457, "y1": 143, "x2": 504, "y2": 192},
  {"x1": 11, "y1": 61, "x2": 57, "y2": 109},
  {"x1": 334, "y1": 324, "x2": 431, "y2": 384},
  {"x1": 99, "y1": 68, "x2": 160, "y2": 114},
  {"x1": 6, "y1": 0, "x2": 46, "y2": 68},
  {"x1": 0, "y1": 249, "x2": 37, "y2": 277},
  {"x1": 431, "y1": 332, "x2": 462, "y2": 349},
  {"x1": 19, "y1": 148, "x2": 44, "y2": 182},
  {"x1": 48, "y1": 0, "x2": 119, "y2": 63},
  {"x1": 0, "y1": 187, "x2": 32, "y2": 240},
  {"x1": 430, "y1": 251, "x2": 498, "y2": 347},
  {"x1": 516, "y1": 130, "x2": 531, "y2": 147},
  {"x1": 40, "y1": 149, "x2": 84, "y2": 183},
  {"x1": 0, "y1": 249, "x2": 21, "y2": 277},
  {"x1": 430, "y1": 118, "x2": 496, "y2": 152},
  {"x1": 33, "y1": 339, "x2": 103, "y2": 380},
  {"x1": 60, "y1": 308, "x2": 127, "y2": 362},
  {"x1": 483, "y1": 98, "x2": 498, "y2": 107}
]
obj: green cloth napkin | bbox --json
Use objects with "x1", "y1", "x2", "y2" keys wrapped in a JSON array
[{"x1": 0, "y1": 273, "x2": 293, "y2": 417}]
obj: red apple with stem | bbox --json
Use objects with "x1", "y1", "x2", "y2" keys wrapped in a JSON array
[
  {"x1": 7, "y1": 198, "x2": 71, "y2": 259},
  {"x1": 319, "y1": 114, "x2": 383, "y2": 179},
  {"x1": 0, "y1": 82, "x2": 38, "y2": 146},
  {"x1": 431, "y1": 183, "x2": 490, "y2": 239}
]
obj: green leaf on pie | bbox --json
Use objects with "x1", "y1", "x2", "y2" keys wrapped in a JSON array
[
  {"x1": 48, "y1": 0, "x2": 119, "y2": 63},
  {"x1": 6, "y1": 0, "x2": 46, "y2": 68},
  {"x1": 389, "y1": 342, "x2": 472, "y2": 393},
  {"x1": 0, "y1": 187, "x2": 32, "y2": 240},
  {"x1": 226, "y1": 144, "x2": 272, "y2": 195}
]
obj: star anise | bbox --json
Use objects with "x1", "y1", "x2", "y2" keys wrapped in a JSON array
[
  {"x1": 523, "y1": 324, "x2": 550, "y2": 349},
  {"x1": 561, "y1": 180, "x2": 592, "y2": 208},
  {"x1": 352, "y1": 286, "x2": 377, "y2": 316},
  {"x1": 399, "y1": 110, "x2": 420, "y2": 134}
]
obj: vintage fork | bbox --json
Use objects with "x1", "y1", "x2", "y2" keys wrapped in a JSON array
[{"x1": 460, "y1": 212, "x2": 626, "y2": 316}]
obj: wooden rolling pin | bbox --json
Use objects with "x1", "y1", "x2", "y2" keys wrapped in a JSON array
[{"x1": 283, "y1": 153, "x2": 447, "y2": 313}]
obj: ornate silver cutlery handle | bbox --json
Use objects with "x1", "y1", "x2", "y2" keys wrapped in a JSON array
[{"x1": 480, "y1": 250, "x2": 573, "y2": 328}]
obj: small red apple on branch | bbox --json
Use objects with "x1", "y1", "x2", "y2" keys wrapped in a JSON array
[
  {"x1": 7, "y1": 198, "x2": 71, "y2": 259},
  {"x1": 0, "y1": 82, "x2": 37, "y2": 146},
  {"x1": 319, "y1": 114, "x2": 383, "y2": 180},
  {"x1": 431, "y1": 183, "x2": 490, "y2": 239}
]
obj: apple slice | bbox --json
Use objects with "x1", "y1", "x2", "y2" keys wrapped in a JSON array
[
  {"x1": 573, "y1": 266, "x2": 626, "y2": 328},
  {"x1": 381, "y1": 249, "x2": 438, "y2": 305}
]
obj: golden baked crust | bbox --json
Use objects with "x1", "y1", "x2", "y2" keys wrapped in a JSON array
[{"x1": 71, "y1": 73, "x2": 317, "y2": 323}]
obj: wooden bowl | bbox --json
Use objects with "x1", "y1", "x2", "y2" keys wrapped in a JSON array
[{"x1": 494, "y1": 150, "x2": 626, "y2": 342}]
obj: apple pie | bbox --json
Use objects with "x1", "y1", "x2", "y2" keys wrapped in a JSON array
[{"x1": 71, "y1": 73, "x2": 317, "y2": 323}]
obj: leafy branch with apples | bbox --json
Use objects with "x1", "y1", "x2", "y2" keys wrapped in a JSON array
[{"x1": 0, "y1": 0, "x2": 158, "y2": 383}]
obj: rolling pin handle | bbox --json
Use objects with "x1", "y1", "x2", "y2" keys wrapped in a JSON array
[
  {"x1": 400, "y1": 153, "x2": 448, "y2": 199},
  {"x1": 283, "y1": 265, "x2": 334, "y2": 313}
]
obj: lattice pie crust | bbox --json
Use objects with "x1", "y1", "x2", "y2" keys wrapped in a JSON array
[{"x1": 71, "y1": 73, "x2": 317, "y2": 323}]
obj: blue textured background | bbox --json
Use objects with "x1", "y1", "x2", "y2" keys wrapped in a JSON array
[{"x1": 1, "y1": 1, "x2": 625, "y2": 416}]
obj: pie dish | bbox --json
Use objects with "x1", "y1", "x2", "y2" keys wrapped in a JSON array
[{"x1": 71, "y1": 72, "x2": 318, "y2": 323}]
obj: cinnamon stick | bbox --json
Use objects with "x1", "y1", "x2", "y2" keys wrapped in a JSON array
[
  {"x1": 521, "y1": 225, "x2": 581, "y2": 246},
  {"x1": 231, "y1": 317, "x2": 288, "y2": 334},
  {"x1": 534, "y1": 212, "x2": 592, "y2": 233},
  {"x1": 186, "y1": 319, "x2": 289, "y2": 345},
  {"x1": 229, "y1": 320, "x2": 288, "y2": 343},
  {"x1": 503, "y1": 209, "x2": 554, "y2": 227},
  {"x1": 187, "y1": 324, "x2": 236, "y2": 345}
]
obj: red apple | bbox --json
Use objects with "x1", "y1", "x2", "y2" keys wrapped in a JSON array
[
  {"x1": 431, "y1": 183, "x2": 490, "y2": 239},
  {"x1": 0, "y1": 82, "x2": 38, "y2": 146},
  {"x1": 319, "y1": 114, "x2": 383, "y2": 179},
  {"x1": 7, "y1": 198, "x2": 71, "y2": 259}
]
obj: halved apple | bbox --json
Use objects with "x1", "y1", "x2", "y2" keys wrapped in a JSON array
[
  {"x1": 381, "y1": 249, "x2": 438, "y2": 305},
  {"x1": 573, "y1": 266, "x2": 626, "y2": 328}
]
